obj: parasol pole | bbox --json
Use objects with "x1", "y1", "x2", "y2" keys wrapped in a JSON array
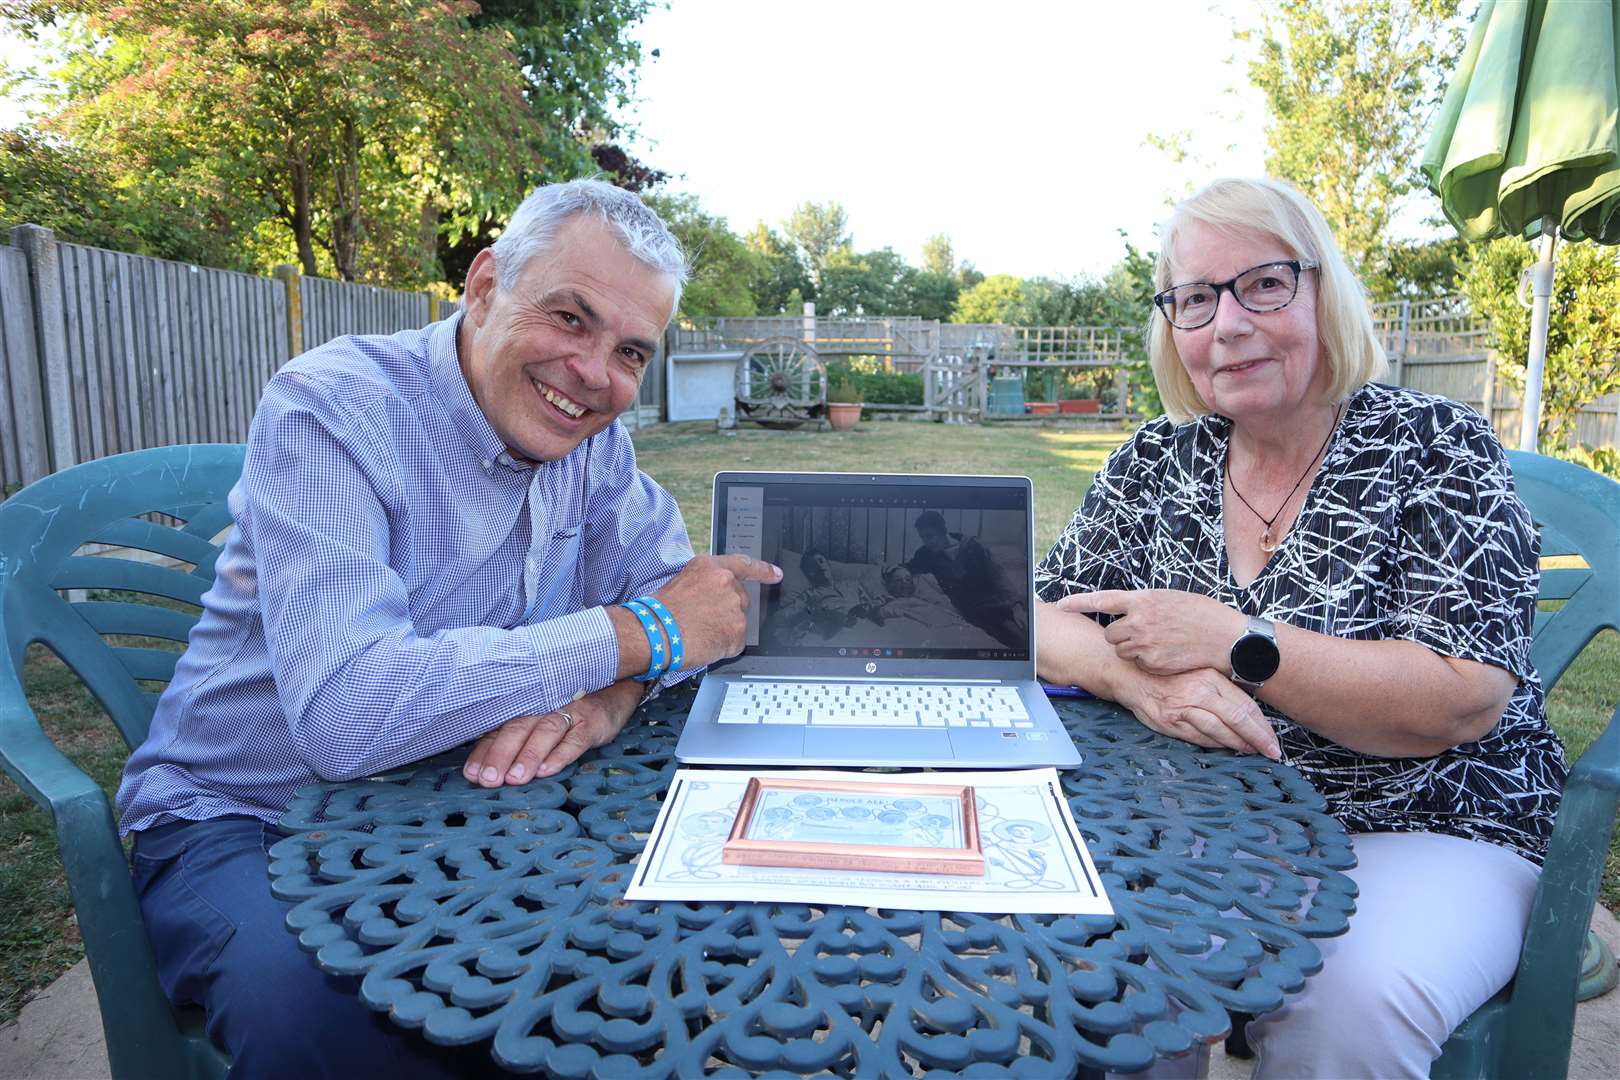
[{"x1": 1519, "y1": 217, "x2": 1559, "y2": 452}]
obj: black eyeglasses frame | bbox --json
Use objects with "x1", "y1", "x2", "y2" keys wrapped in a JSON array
[{"x1": 1152, "y1": 259, "x2": 1320, "y2": 330}]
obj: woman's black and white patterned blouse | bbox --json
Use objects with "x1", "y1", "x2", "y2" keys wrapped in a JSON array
[{"x1": 1036, "y1": 381, "x2": 1567, "y2": 864}]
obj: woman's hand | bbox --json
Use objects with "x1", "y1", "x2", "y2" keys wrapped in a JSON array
[
  {"x1": 1058, "y1": 589, "x2": 1245, "y2": 676},
  {"x1": 1112, "y1": 665, "x2": 1281, "y2": 759},
  {"x1": 463, "y1": 680, "x2": 643, "y2": 787}
]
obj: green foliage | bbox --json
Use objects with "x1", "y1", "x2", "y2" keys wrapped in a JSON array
[
  {"x1": 826, "y1": 359, "x2": 924, "y2": 406},
  {"x1": 818, "y1": 245, "x2": 908, "y2": 316},
  {"x1": 1379, "y1": 234, "x2": 1467, "y2": 297},
  {"x1": 1548, "y1": 443, "x2": 1620, "y2": 482},
  {"x1": 0, "y1": 128, "x2": 247, "y2": 267},
  {"x1": 1241, "y1": 0, "x2": 1465, "y2": 299},
  {"x1": 826, "y1": 374, "x2": 863, "y2": 404},
  {"x1": 783, "y1": 200, "x2": 850, "y2": 286},
  {"x1": 894, "y1": 268, "x2": 958, "y2": 322},
  {"x1": 952, "y1": 273, "x2": 1024, "y2": 323},
  {"x1": 743, "y1": 223, "x2": 813, "y2": 314},
  {"x1": 4, "y1": 0, "x2": 654, "y2": 285},
  {"x1": 1460, "y1": 238, "x2": 1620, "y2": 451},
  {"x1": 920, "y1": 233, "x2": 954, "y2": 277},
  {"x1": 471, "y1": 0, "x2": 654, "y2": 176},
  {"x1": 1106, "y1": 236, "x2": 1163, "y2": 419},
  {"x1": 646, "y1": 192, "x2": 758, "y2": 318}
]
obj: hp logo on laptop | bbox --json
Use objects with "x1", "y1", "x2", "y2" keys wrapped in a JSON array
[{"x1": 865, "y1": 662, "x2": 877, "y2": 673}]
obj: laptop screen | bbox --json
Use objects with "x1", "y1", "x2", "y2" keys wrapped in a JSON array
[{"x1": 713, "y1": 473, "x2": 1031, "y2": 663}]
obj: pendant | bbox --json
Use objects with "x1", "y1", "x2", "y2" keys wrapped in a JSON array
[{"x1": 1260, "y1": 526, "x2": 1280, "y2": 553}]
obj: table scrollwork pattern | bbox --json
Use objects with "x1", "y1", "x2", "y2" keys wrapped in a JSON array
[{"x1": 270, "y1": 687, "x2": 1356, "y2": 1076}]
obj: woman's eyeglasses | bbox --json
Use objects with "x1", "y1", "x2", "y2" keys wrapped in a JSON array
[{"x1": 1153, "y1": 260, "x2": 1318, "y2": 330}]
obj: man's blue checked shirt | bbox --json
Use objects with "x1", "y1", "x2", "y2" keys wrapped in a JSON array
[{"x1": 117, "y1": 314, "x2": 693, "y2": 833}]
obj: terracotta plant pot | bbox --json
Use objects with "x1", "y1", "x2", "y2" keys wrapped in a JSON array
[
  {"x1": 1026, "y1": 402, "x2": 1058, "y2": 416},
  {"x1": 827, "y1": 402, "x2": 863, "y2": 430},
  {"x1": 1059, "y1": 398, "x2": 1102, "y2": 414}
]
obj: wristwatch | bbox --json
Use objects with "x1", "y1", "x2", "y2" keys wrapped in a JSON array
[{"x1": 1229, "y1": 615, "x2": 1280, "y2": 690}]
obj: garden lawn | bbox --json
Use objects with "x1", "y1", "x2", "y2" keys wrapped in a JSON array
[{"x1": 2, "y1": 419, "x2": 1616, "y2": 1028}]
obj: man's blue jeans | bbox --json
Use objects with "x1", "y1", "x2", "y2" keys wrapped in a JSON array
[{"x1": 131, "y1": 816, "x2": 493, "y2": 1079}]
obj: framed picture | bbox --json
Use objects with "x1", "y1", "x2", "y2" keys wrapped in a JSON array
[{"x1": 723, "y1": 776, "x2": 984, "y2": 876}]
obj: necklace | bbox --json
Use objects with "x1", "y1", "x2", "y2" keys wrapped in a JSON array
[{"x1": 1226, "y1": 403, "x2": 1342, "y2": 553}]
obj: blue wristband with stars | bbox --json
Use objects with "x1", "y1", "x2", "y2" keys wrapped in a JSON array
[
  {"x1": 634, "y1": 595, "x2": 685, "y2": 676},
  {"x1": 622, "y1": 599, "x2": 668, "y2": 683}
]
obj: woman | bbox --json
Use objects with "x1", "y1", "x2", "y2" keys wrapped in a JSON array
[{"x1": 1034, "y1": 178, "x2": 1566, "y2": 1078}]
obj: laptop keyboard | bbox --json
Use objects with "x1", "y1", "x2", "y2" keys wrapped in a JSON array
[{"x1": 717, "y1": 681, "x2": 1033, "y2": 728}]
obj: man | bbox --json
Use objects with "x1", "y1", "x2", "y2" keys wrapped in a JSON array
[
  {"x1": 905, "y1": 510, "x2": 1026, "y2": 649},
  {"x1": 115, "y1": 180, "x2": 780, "y2": 1078},
  {"x1": 767, "y1": 548, "x2": 877, "y2": 643}
]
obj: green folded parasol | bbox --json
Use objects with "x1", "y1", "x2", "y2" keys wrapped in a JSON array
[{"x1": 1421, "y1": 0, "x2": 1620, "y2": 450}]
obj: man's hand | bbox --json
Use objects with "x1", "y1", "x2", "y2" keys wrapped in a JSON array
[
  {"x1": 463, "y1": 679, "x2": 642, "y2": 786},
  {"x1": 1057, "y1": 589, "x2": 1245, "y2": 676},
  {"x1": 1113, "y1": 666, "x2": 1281, "y2": 759},
  {"x1": 651, "y1": 554, "x2": 782, "y2": 670}
]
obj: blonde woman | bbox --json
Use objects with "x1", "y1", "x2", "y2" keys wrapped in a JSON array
[{"x1": 1036, "y1": 178, "x2": 1566, "y2": 1076}]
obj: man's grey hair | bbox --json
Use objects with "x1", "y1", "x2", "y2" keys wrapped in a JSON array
[{"x1": 490, "y1": 178, "x2": 689, "y2": 316}]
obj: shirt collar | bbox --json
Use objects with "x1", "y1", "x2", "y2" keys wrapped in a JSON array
[{"x1": 428, "y1": 311, "x2": 534, "y2": 473}]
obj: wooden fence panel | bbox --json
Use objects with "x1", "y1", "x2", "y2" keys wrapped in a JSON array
[
  {"x1": 298, "y1": 276, "x2": 430, "y2": 353},
  {"x1": 0, "y1": 246, "x2": 48, "y2": 491}
]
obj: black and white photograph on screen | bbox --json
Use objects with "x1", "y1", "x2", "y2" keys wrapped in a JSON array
[{"x1": 757, "y1": 503, "x2": 1028, "y2": 653}]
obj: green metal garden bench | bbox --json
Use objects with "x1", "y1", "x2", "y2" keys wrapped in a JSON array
[{"x1": 0, "y1": 444, "x2": 242, "y2": 1080}]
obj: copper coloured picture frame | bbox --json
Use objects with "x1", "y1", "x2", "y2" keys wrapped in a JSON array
[{"x1": 722, "y1": 776, "x2": 984, "y2": 876}]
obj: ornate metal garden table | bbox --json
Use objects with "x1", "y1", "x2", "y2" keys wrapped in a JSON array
[{"x1": 268, "y1": 685, "x2": 1357, "y2": 1077}]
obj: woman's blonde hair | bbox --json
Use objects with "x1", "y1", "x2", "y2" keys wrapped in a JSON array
[{"x1": 1148, "y1": 177, "x2": 1387, "y2": 423}]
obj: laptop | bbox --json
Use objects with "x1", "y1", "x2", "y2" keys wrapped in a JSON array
[{"x1": 673, "y1": 471, "x2": 1082, "y2": 769}]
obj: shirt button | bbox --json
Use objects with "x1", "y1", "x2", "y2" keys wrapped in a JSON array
[{"x1": 481, "y1": 458, "x2": 493, "y2": 471}]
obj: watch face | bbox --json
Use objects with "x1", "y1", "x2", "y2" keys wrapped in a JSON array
[{"x1": 1231, "y1": 633, "x2": 1280, "y2": 683}]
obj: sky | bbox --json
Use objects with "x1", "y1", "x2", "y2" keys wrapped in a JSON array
[
  {"x1": 1, "y1": 2, "x2": 1282, "y2": 282},
  {"x1": 619, "y1": 0, "x2": 1272, "y2": 281}
]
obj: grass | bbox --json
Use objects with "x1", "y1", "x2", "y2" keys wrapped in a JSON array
[
  {"x1": 1, "y1": 418, "x2": 1615, "y2": 1027},
  {"x1": 1, "y1": 645, "x2": 134, "y2": 1026}
]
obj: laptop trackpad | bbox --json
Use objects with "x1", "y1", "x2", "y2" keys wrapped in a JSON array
[{"x1": 802, "y1": 728, "x2": 954, "y2": 762}]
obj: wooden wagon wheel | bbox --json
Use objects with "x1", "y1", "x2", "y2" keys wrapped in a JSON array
[{"x1": 734, "y1": 337, "x2": 827, "y2": 429}]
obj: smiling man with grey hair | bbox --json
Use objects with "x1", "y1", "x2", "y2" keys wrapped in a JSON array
[{"x1": 115, "y1": 179, "x2": 781, "y2": 1077}]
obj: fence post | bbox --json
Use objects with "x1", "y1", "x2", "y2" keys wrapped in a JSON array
[
  {"x1": 1393, "y1": 299, "x2": 1411, "y2": 387},
  {"x1": 273, "y1": 264, "x2": 305, "y2": 362},
  {"x1": 10, "y1": 225, "x2": 77, "y2": 473},
  {"x1": 975, "y1": 353, "x2": 988, "y2": 423},
  {"x1": 1480, "y1": 351, "x2": 1499, "y2": 434}
]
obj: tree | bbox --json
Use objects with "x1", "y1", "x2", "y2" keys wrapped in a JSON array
[
  {"x1": 1242, "y1": 0, "x2": 1464, "y2": 299},
  {"x1": 920, "y1": 233, "x2": 955, "y2": 277},
  {"x1": 588, "y1": 143, "x2": 669, "y2": 193},
  {"x1": 1461, "y1": 238, "x2": 1620, "y2": 451},
  {"x1": 645, "y1": 192, "x2": 758, "y2": 318},
  {"x1": 952, "y1": 274, "x2": 1024, "y2": 324},
  {"x1": 1379, "y1": 235, "x2": 1467, "y2": 298},
  {"x1": 5, "y1": 1, "x2": 658, "y2": 285},
  {"x1": 895, "y1": 268, "x2": 958, "y2": 322},
  {"x1": 470, "y1": 0, "x2": 655, "y2": 178},
  {"x1": 0, "y1": 127, "x2": 245, "y2": 267},
  {"x1": 16, "y1": 1, "x2": 542, "y2": 283},
  {"x1": 743, "y1": 223, "x2": 813, "y2": 314},
  {"x1": 817, "y1": 246, "x2": 908, "y2": 316},
  {"x1": 954, "y1": 259, "x2": 985, "y2": 292},
  {"x1": 783, "y1": 200, "x2": 850, "y2": 287}
]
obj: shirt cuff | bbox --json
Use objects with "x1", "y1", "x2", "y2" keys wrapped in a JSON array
[{"x1": 514, "y1": 606, "x2": 621, "y2": 707}]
